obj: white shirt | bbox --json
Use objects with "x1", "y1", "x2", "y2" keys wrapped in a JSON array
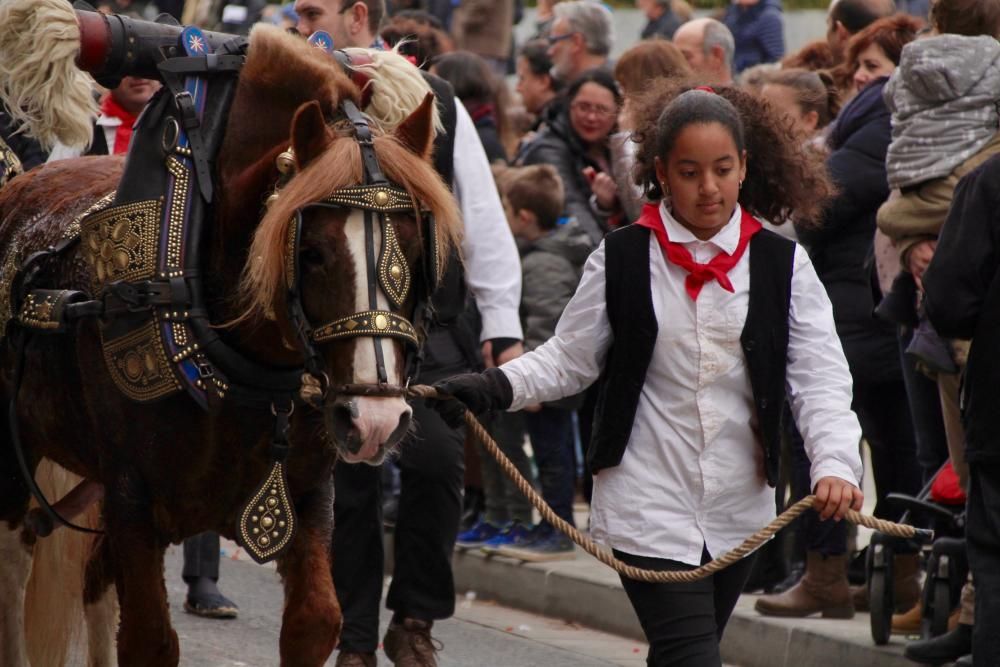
[
  {"x1": 501, "y1": 203, "x2": 863, "y2": 565},
  {"x1": 452, "y1": 101, "x2": 523, "y2": 342},
  {"x1": 47, "y1": 114, "x2": 121, "y2": 161}
]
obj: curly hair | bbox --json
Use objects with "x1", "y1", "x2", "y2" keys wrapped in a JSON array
[{"x1": 632, "y1": 78, "x2": 834, "y2": 225}]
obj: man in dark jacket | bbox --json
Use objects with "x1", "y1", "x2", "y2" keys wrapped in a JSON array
[
  {"x1": 723, "y1": 0, "x2": 785, "y2": 73},
  {"x1": 924, "y1": 154, "x2": 1000, "y2": 667},
  {"x1": 637, "y1": 0, "x2": 685, "y2": 40}
]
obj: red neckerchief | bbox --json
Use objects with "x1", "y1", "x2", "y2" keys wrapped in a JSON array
[
  {"x1": 99, "y1": 96, "x2": 138, "y2": 155},
  {"x1": 634, "y1": 203, "x2": 762, "y2": 301}
]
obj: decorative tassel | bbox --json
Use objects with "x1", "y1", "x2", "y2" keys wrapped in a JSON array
[{"x1": 0, "y1": 0, "x2": 98, "y2": 150}]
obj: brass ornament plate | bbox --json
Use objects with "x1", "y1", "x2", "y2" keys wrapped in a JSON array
[
  {"x1": 377, "y1": 221, "x2": 410, "y2": 308},
  {"x1": 81, "y1": 198, "x2": 163, "y2": 294},
  {"x1": 102, "y1": 318, "x2": 182, "y2": 402},
  {"x1": 237, "y1": 461, "x2": 297, "y2": 564},
  {"x1": 312, "y1": 309, "x2": 418, "y2": 346}
]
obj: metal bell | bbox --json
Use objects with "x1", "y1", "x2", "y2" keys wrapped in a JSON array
[{"x1": 276, "y1": 149, "x2": 296, "y2": 175}]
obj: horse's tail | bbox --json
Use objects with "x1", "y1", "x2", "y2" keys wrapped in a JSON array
[{"x1": 24, "y1": 459, "x2": 102, "y2": 667}]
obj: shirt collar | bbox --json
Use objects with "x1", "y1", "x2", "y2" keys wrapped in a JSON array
[{"x1": 658, "y1": 201, "x2": 743, "y2": 255}]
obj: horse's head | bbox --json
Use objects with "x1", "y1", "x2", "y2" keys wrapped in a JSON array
[{"x1": 235, "y1": 92, "x2": 460, "y2": 465}]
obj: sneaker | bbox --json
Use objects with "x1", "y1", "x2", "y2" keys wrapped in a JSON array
[
  {"x1": 497, "y1": 528, "x2": 576, "y2": 562},
  {"x1": 480, "y1": 522, "x2": 535, "y2": 554},
  {"x1": 455, "y1": 520, "x2": 501, "y2": 549}
]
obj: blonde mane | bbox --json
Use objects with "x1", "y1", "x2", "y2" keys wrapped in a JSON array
[
  {"x1": 238, "y1": 131, "x2": 461, "y2": 323},
  {"x1": 343, "y1": 47, "x2": 444, "y2": 136}
]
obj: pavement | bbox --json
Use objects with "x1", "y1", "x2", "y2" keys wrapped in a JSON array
[{"x1": 449, "y1": 541, "x2": 917, "y2": 667}]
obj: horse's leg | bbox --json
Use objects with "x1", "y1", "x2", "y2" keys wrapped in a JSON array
[
  {"x1": 0, "y1": 522, "x2": 32, "y2": 667},
  {"x1": 85, "y1": 585, "x2": 119, "y2": 667},
  {"x1": 277, "y1": 482, "x2": 341, "y2": 667},
  {"x1": 105, "y1": 475, "x2": 178, "y2": 667}
]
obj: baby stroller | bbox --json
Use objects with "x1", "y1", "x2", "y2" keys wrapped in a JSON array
[{"x1": 867, "y1": 460, "x2": 967, "y2": 645}]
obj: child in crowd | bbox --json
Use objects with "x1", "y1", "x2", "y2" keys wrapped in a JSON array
[
  {"x1": 496, "y1": 164, "x2": 594, "y2": 562},
  {"x1": 459, "y1": 164, "x2": 594, "y2": 561},
  {"x1": 433, "y1": 82, "x2": 864, "y2": 666}
]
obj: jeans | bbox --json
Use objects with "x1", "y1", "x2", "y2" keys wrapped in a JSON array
[
  {"x1": 479, "y1": 411, "x2": 534, "y2": 525},
  {"x1": 523, "y1": 407, "x2": 576, "y2": 528},
  {"x1": 182, "y1": 532, "x2": 220, "y2": 583}
]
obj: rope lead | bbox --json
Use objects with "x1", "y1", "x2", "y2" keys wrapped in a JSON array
[{"x1": 407, "y1": 384, "x2": 933, "y2": 583}]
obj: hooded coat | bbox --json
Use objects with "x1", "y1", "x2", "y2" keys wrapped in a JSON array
[
  {"x1": 723, "y1": 0, "x2": 785, "y2": 73},
  {"x1": 884, "y1": 34, "x2": 1000, "y2": 189},
  {"x1": 518, "y1": 219, "x2": 594, "y2": 352}
]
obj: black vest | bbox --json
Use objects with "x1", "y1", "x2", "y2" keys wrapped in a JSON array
[{"x1": 589, "y1": 224, "x2": 796, "y2": 487}]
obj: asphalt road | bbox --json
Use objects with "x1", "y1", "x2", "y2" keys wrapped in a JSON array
[{"x1": 159, "y1": 546, "x2": 648, "y2": 667}]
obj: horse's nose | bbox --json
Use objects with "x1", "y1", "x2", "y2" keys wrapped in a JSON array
[
  {"x1": 385, "y1": 408, "x2": 413, "y2": 447},
  {"x1": 331, "y1": 398, "x2": 363, "y2": 454}
]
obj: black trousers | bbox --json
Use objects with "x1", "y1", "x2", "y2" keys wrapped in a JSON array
[
  {"x1": 333, "y1": 389, "x2": 466, "y2": 653},
  {"x1": 615, "y1": 547, "x2": 757, "y2": 667},
  {"x1": 182, "y1": 531, "x2": 220, "y2": 583},
  {"x1": 967, "y1": 462, "x2": 1000, "y2": 664}
]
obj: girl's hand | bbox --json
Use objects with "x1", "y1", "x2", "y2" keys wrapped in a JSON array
[
  {"x1": 813, "y1": 476, "x2": 863, "y2": 522},
  {"x1": 582, "y1": 167, "x2": 619, "y2": 211}
]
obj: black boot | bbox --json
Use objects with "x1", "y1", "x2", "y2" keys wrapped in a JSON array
[
  {"x1": 184, "y1": 576, "x2": 239, "y2": 619},
  {"x1": 903, "y1": 624, "x2": 972, "y2": 665}
]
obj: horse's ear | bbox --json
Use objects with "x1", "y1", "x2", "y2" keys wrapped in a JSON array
[
  {"x1": 290, "y1": 101, "x2": 334, "y2": 168},
  {"x1": 394, "y1": 93, "x2": 436, "y2": 159}
]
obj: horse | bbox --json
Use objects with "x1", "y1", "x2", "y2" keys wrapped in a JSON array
[{"x1": 0, "y1": 22, "x2": 460, "y2": 666}]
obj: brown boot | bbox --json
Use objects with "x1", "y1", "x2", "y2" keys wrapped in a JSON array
[
  {"x1": 754, "y1": 551, "x2": 854, "y2": 619},
  {"x1": 892, "y1": 600, "x2": 922, "y2": 635},
  {"x1": 852, "y1": 553, "x2": 922, "y2": 613},
  {"x1": 335, "y1": 652, "x2": 377, "y2": 667},
  {"x1": 383, "y1": 618, "x2": 441, "y2": 667},
  {"x1": 893, "y1": 553, "x2": 922, "y2": 613}
]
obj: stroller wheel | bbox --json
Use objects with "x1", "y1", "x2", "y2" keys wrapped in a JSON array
[
  {"x1": 930, "y1": 576, "x2": 951, "y2": 637},
  {"x1": 868, "y1": 539, "x2": 895, "y2": 645}
]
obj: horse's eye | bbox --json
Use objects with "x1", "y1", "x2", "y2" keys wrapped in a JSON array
[{"x1": 299, "y1": 247, "x2": 324, "y2": 267}]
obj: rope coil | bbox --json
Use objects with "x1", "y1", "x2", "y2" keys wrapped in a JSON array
[{"x1": 408, "y1": 384, "x2": 931, "y2": 583}]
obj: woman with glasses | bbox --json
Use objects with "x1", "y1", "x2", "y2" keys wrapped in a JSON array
[{"x1": 515, "y1": 68, "x2": 623, "y2": 244}]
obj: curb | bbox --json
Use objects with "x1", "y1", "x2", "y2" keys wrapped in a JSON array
[{"x1": 451, "y1": 547, "x2": 916, "y2": 667}]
